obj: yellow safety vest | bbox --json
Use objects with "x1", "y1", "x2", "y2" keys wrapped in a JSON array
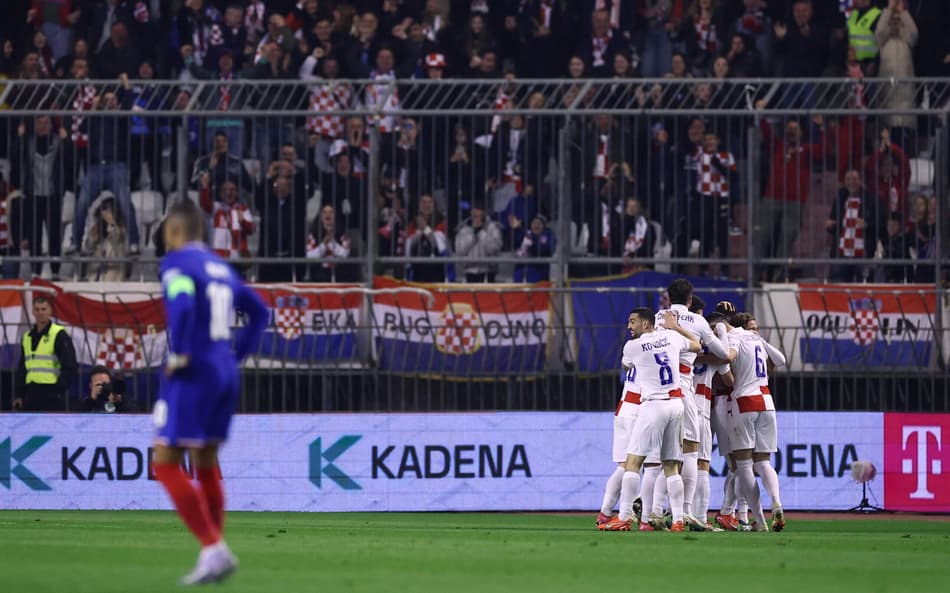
[
  {"x1": 23, "y1": 323, "x2": 65, "y2": 385},
  {"x1": 848, "y1": 7, "x2": 882, "y2": 61}
]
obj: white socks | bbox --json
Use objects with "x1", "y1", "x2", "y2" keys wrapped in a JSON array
[
  {"x1": 640, "y1": 465, "x2": 662, "y2": 523},
  {"x1": 694, "y1": 469, "x2": 710, "y2": 523},
  {"x1": 736, "y1": 458, "x2": 766, "y2": 526},
  {"x1": 754, "y1": 460, "x2": 783, "y2": 510},
  {"x1": 681, "y1": 451, "x2": 699, "y2": 515},
  {"x1": 600, "y1": 466, "x2": 625, "y2": 516},
  {"x1": 667, "y1": 474, "x2": 685, "y2": 523},
  {"x1": 618, "y1": 471, "x2": 641, "y2": 521},
  {"x1": 652, "y1": 472, "x2": 668, "y2": 517},
  {"x1": 721, "y1": 469, "x2": 737, "y2": 516}
]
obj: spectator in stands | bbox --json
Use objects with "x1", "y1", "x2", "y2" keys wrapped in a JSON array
[
  {"x1": 0, "y1": 175, "x2": 18, "y2": 279},
  {"x1": 876, "y1": 1, "x2": 918, "y2": 153},
  {"x1": 636, "y1": 123, "x2": 677, "y2": 230},
  {"x1": 454, "y1": 13, "x2": 493, "y2": 77},
  {"x1": 515, "y1": 213, "x2": 554, "y2": 283},
  {"x1": 575, "y1": 9, "x2": 623, "y2": 78},
  {"x1": 610, "y1": 197, "x2": 657, "y2": 273},
  {"x1": 443, "y1": 124, "x2": 487, "y2": 230},
  {"x1": 83, "y1": 194, "x2": 129, "y2": 281},
  {"x1": 10, "y1": 116, "x2": 70, "y2": 278},
  {"x1": 257, "y1": 174, "x2": 306, "y2": 282},
  {"x1": 1, "y1": 37, "x2": 18, "y2": 77},
  {"x1": 910, "y1": 194, "x2": 936, "y2": 283},
  {"x1": 267, "y1": 142, "x2": 308, "y2": 201},
  {"x1": 322, "y1": 141, "x2": 367, "y2": 234},
  {"x1": 832, "y1": 94, "x2": 866, "y2": 184},
  {"x1": 680, "y1": 0, "x2": 725, "y2": 76},
  {"x1": 825, "y1": 169, "x2": 879, "y2": 283},
  {"x1": 207, "y1": 3, "x2": 248, "y2": 70},
  {"x1": 517, "y1": 0, "x2": 569, "y2": 79},
  {"x1": 406, "y1": 212, "x2": 452, "y2": 283},
  {"x1": 199, "y1": 175, "x2": 255, "y2": 266},
  {"x1": 255, "y1": 12, "x2": 296, "y2": 60},
  {"x1": 71, "y1": 79, "x2": 141, "y2": 256},
  {"x1": 190, "y1": 130, "x2": 254, "y2": 198},
  {"x1": 14, "y1": 295, "x2": 77, "y2": 412},
  {"x1": 128, "y1": 59, "x2": 166, "y2": 192},
  {"x1": 28, "y1": 0, "x2": 82, "y2": 61},
  {"x1": 754, "y1": 98, "x2": 828, "y2": 281},
  {"x1": 53, "y1": 37, "x2": 91, "y2": 78},
  {"x1": 848, "y1": 0, "x2": 884, "y2": 76},
  {"x1": 496, "y1": 186, "x2": 538, "y2": 252},
  {"x1": 173, "y1": 0, "x2": 222, "y2": 69},
  {"x1": 245, "y1": 41, "x2": 297, "y2": 162},
  {"x1": 306, "y1": 204, "x2": 352, "y2": 282},
  {"x1": 730, "y1": 0, "x2": 771, "y2": 69},
  {"x1": 724, "y1": 33, "x2": 765, "y2": 78},
  {"x1": 377, "y1": 179, "x2": 408, "y2": 263},
  {"x1": 30, "y1": 30, "x2": 54, "y2": 77},
  {"x1": 345, "y1": 11, "x2": 383, "y2": 79},
  {"x1": 774, "y1": 0, "x2": 829, "y2": 104},
  {"x1": 864, "y1": 127, "x2": 911, "y2": 215},
  {"x1": 244, "y1": 0, "x2": 267, "y2": 45},
  {"x1": 455, "y1": 200, "x2": 503, "y2": 283},
  {"x1": 689, "y1": 131, "x2": 738, "y2": 277},
  {"x1": 878, "y1": 212, "x2": 911, "y2": 283},
  {"x1": 96, "y1": 21, "x2": 142, "y2": 79},
  {"x1": 392, "y1": 19, "x2": 440, "y2": 79},
  {"x1": 407, "y1": 193, "x2": 448, "y2": 239},
  {"x1": 640, "y1": 1, "x2": 683, "y2": 79},
  {"x1": 80, "y1": 365, "x2": 132, "y2": 413}
]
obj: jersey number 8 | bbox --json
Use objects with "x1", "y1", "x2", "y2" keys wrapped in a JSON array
[{"x1": 654, "y1": 352, "x2": 674, "y2": 386}]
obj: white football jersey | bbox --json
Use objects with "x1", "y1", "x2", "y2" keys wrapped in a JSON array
[
  {"x1": 622, "y1": 330, "x2": 692, "y2": 402},
  {"x1": 655, "y1": 304, "x2": 729, "y2": 373},
  {"x1": 728, "y1": 328, "x2": 775, "y2": 412},
  {"x1": 692, "y1": 361, "x2": 730, "y2": 418},
  {"x1": 616, "y1": 350, "x2": 640, "y2": 417}
]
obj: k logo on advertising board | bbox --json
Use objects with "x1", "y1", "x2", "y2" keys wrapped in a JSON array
[
  {"x1": 0, "y1": 436, "x2": 52, "y2": 491},
  {"x1": 884, "y1": 414, "x2": 950, "y2": 512},
  {"x1": 309, "y1": 436, "x2": 362, "y2": 490}
]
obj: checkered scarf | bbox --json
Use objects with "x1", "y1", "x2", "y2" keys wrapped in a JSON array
[
  {"x1": 210, "y1": 201, "x2": 253, "y2": 260},
  {"x1": 71, "y1": 84, "x2": 97, "y2": 147},
  {"x1": 694, "y1": 18, "x2": 718, "y2": 54},
  {"x1": 696, "y1": 151, "x2": 736, "y2": 198},
  {"x1": 838, "y1": 196, "x2": 866, "y2": 257},
  {"x1": 306, "y1": 82, "x2": 353, "y2": 138},
  {"x1": 366, "y1": 70, "x2": 400, "y2": 133},
  {"x1": 0, "y1": 195, "x2": 9, "y2": 248}
]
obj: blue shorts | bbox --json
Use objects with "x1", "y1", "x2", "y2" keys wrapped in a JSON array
[{"x1": 153, "y1": 360, "x2": 240, "y2": 447}]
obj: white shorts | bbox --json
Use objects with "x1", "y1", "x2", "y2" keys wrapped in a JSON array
[
  {"x1": 731, "y1": 410, "x2": 778, "y2": 453},
  {"x1": 627, "y1": 398, "x2": 684, "y2": 462},
  {"x1": 680, "y1": 385, "x2": 700, "y2": 443},
  {"x1": 698, "y1": 415, "x2": 713, "y2": 461},
  {"x1": 612, "y1": 414, "x2": 637, "y2": 463},
  {"x1": 710, "y1": 396, "x2": 732, "y2": 456}
]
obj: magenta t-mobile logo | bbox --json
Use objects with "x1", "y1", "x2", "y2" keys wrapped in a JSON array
[{"x1": 901, "y1": 426, "x2": 942, "y2": 500}]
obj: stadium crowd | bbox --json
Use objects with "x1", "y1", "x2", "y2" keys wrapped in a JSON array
[{"x1": 0, "y1": 0, "x2": 945, "y2": 284}]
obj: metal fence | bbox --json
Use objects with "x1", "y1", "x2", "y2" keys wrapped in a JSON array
[{"x1": 0, "y1": 77, "x2": 947, "y2": 412}]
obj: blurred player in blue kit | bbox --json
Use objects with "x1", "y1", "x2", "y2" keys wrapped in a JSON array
[{"x1": 151, "y1": 199, "x2": 269, "y2": 585}]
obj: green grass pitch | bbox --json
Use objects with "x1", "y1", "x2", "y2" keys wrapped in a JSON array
[{"x1": 0, "y1": 511, "x2": 946, "y2": 593}]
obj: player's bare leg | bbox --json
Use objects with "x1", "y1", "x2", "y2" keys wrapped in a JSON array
[
  {"x1": 597, "y1": 464, "x2": 625, "y2": 526},
  {"x1": 680, "y1": 439, "x2": 705, "y2": 530},
  {"x1": 733, "y1": 448, "x2": 768, "y2": 531},
  {"x1": 753, "y1": 451, "x2": 784, "y2": 531},
  {"x1": 154, "y1": 444, "x2": 237, "y2": 584}
]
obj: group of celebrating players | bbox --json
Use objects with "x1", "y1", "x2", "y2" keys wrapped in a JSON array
[{"x1": 596, "y1": 279, "x2": 787, "y2": 533}]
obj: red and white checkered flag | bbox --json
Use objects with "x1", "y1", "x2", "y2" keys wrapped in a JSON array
[
  {"x1": 435, "y1": 305, "x2": 481, "y2": 355},
  {"x1": 850, "y1": 305, "x2": 879, "y2": 347},
  {"x1": 95, "y1": 328, "x2": 144, "y2": 370}
]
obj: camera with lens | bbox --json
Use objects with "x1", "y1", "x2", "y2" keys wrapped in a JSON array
[{"x1": 99, "y1": 378, "x2": 126, "y2": 398}]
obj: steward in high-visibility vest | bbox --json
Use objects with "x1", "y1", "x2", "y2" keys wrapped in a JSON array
[
  {"x1": 848, "y1": 2, "x2": 883, "y2": 62},
  {"x1": 14, "y1": 296, "x2": 77, "y2": 411}
]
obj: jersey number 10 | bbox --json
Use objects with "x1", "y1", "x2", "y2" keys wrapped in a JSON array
[{"x1": 207, "y1": 282, "x2": 233, "y2": 340}]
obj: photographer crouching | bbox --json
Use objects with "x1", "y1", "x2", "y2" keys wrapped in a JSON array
[{"x1": 80, "y1": 366, "x2": 132, "y2": 413}]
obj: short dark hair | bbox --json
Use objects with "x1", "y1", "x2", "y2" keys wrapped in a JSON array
[
  {"x1": 33, "y1": 295, "x2": 52, "y2": 307},
  {"x1": 667, "y1": 278, "x2": 693, "y2": 306},
  {"x1": 631, "y1": 307, "x2": 655, "y2": 324},
  {"x1": 733, "y1": 312, "x2": 755, "y2": 329},
  {"x1": 706, "y1": 312, "x2": 729, "y2": 326},
  {"x1": 166, "y1": 199, "x2": 206, "y2": 243},
  {"x1": 689, "y1": 294, "x2": 706, "y2": 314},
  {"x1": 90, "y1": 365, "x2": 112, "y2": 380}
]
